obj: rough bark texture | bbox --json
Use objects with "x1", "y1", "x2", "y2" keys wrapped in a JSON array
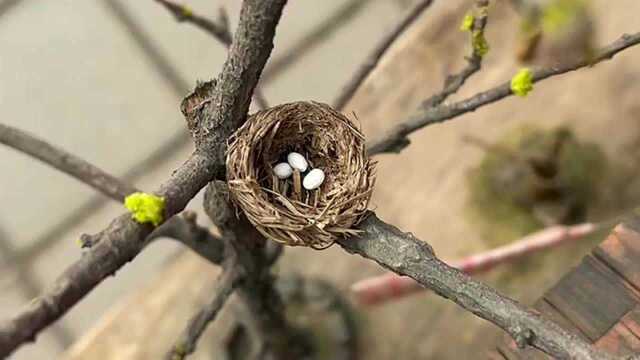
[
  {"x1": 0, "y1": 122, "x2": 223, "y2": 265},
  {"x1": 51, "y1": 2, "x2": 640, "y2": 357},
  {"x1": 3, "y1": 1, "x2": 640, "y2": 359},
  {"x1": 184, "y1": 0, "x2": 287, "y2": 157},
  {"x1": 0, "y1": 0, "x2": 287, "y2": 357},
  {"x1": 338, "y1": 213, "x2": 616, "y2": 360},
  {"x1": 203, "y1": 181, "x2": 306, "y2": 359}
]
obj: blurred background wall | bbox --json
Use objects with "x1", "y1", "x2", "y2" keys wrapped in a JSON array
[{"x1": 2, "y1": 0, "x2": 640, "y2": 359}]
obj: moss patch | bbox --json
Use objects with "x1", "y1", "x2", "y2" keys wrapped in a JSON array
[{"x1": 466, "y1": 126, "x2": 605, "y2": 248}]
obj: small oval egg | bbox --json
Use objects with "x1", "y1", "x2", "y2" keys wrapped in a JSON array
[
  {"x1": 273, "y1": 162, "x2": 293, "y2": 179},
  {"x1": 303, "y1": 168, "x2": 325, "y2": 190},
  {"x1": 287, "y1": 152, "x2": 309, "y2": 172}
]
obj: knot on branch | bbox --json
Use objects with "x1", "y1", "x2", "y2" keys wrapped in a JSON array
[
  {"x1": 180, "y1": 79, "x2": 217, "y2": 137},
  {"x1": 513, "y1": 327, "x2": 535, "y2": 349}
]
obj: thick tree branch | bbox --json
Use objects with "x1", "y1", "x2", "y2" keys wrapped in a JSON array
[
  {"x1": 0, "y1": 152, "x2": 215, "y2": 358},
  {"x1": 0, "y1": 122, "x2": 223, "y2": 265},
  {"x1": 165, "y1": 265, "x2": 242, "y2": 360},
  {"x1": 338, "y1": 213, "x2": 617, "y2": 360},
  {"x1": 203, "y1": 181, "x2": 306, "y2": 359},
  {"x1": 367, "y1": 31, "x2": 640, "y2": 155},
  {"x1": 0, "y1": 1, "x2": 286, "y2": 357},
  {"x1": 352, "y1": 222, "x2": 599, "y2": 306},
  {"x1": 155, "y1": 0, "x2": 270, "y2": 110},
  {"x1": 181, "y1": 1, "x2": 286, "y2": 156},
  {"x1": 333, "y1": 0, "x2": 434, "y2": 110}
]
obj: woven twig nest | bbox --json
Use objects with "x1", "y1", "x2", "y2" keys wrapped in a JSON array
[{"x1": 226, "y1": 101, "x2": 376, "y2": 248}]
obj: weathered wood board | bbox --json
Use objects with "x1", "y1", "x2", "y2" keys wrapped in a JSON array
[{"x1": 496, "y1": 218, "x2": 640, "y2": 358}]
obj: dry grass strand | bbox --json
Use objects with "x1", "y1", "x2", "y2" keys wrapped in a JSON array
[{"x1": 226, "y1": 101, "x2": 376, "y2": 248}]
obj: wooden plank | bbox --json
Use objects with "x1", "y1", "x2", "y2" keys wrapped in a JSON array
[
  {"x1": 544, "y1": 255, "x2": 636, "y2": 341},
  {"x1": 620, "y1": 306, "x2": 640, "y2": 341},
  {"x1": 493, "y1": 220, "x2": 640, "y2": 358},
  {"x1": 594, "y1": 223, "x2": 640, "y2": 293},
  {"x1": 534, "y1": 300, "x2": 591, "y2": 341},
  {"x1": 595, "y1": 306, "x2": 640, "y2": 356},
  {"x1": 595, "y1": 323, "x2": 640, "y2": 356}
]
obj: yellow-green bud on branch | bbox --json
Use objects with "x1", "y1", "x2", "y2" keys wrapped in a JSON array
[
  {"x1": 510, "y1": 68, "x2": 534, "y2": 97},
  {"x1": 124, "y1": 192, "x2": 166, "y2": 226},
  {"x1": 472, "y1": 31, "x2": 490, "y2": 57},
  {"x1": 460, "y1": 13, "x2": 475, "y2": 32}
]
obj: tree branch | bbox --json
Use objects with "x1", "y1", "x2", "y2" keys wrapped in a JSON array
[
  {"x1": 338, "y1": 213, "x2": 617, "y2": 360},
  {"x1": 0, "y1": 152, "x2": 215, "y2": 358},
  {"x1": 422, "y1": 0, "x2": 489, "y2": 108},
  {"x1": 0, "y1": 0, "x2": 287, "y2": 357},
  {"x1": 0, "y1": 122, "x2": 223, "y2": 265},
  {"x1": 203, "y1": 181, "x2": 306, "y2": 358},
  {"x1": 352, "y1": 222, "x2": 599, "y2": 306},
  {"x1": 155, "y1": 0, "x2": 270, "y2": 109},
  {"x1": 262, "y1": 0, "x2": 367, "y2": 82},
  {"x1": 0, "y1": 123, "x2": 136, "y2": 201},
  {"x1": 332, "y1": 0, "x2": 434, "y2": 110},
  {"x1": 165, "y1": 265, "x2": 242, "y2": 360},
  {"x1": 149, "y1": 211, "x2": 225, "y2": 264},
  {"x1": 155, "y1": 0, "x2": 232, "y2": 45},
  {"x1": 367, "y1": 31, "x2": 640, "y2": 155}
]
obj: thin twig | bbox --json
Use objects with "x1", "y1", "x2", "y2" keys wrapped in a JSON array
[
  {"x1": 165, "y1": 266, "x2": 242, "y2": 360},
  {"x1": 262, "y1": 0, "x2": 368, "y2": 82},
  {"x1": 155, "y1": 0, "x2": 270, "y2": 109},
  {"x1": 0, "y1": 123, "x2": 136, "y2": 201},
  {"x1": 333, "y1": 0, "x2": 435, "y2": 110},
  {"x1": 0, "y1": 1, "x2": 286, "y2": 356},
  {"x1": 0, "y1": 129, "x2": 191, "y2": 273},
  {"x1": 155, "y1": 0, "x2": 232, "y2": 45},
  {"x1": 367, "y1": 31, "x2": 640, "y2": 155},
  {"x1": 150, "y1": 211, "x2": 225, "y2": 264},
  {"x1": 3, "y1": 0, "x2": 197, "y2": 271},
  {"x1": 339, "y1": 213, "x2": 618, "y2": 359},
  {"x1": 103, "y1": 0, "x2": 191, "y2": 96},
  {"x1": 352, "y1": 222, "x2": 600, "y2": 306},
  {"x1": 422, "y1": 0, "x2": 489, "y2": 108}
]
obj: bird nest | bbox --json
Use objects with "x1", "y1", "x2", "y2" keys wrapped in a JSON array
[{"x1": 226, "y1": 101, "x2": 376, "y2": 249}]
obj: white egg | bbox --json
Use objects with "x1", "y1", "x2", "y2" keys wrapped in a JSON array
[
  {"x1": 303, "y1": 168, "x2": 325, "y2": 190},
  {"x1": 287, "y1": 152, "x2": 309, "y2": 172},
  {"x1": 273, "y1": 162, "x2": 293, "y2": 179}
]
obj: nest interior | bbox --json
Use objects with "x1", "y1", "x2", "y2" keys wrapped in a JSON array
[{"x1": 226, "y1": 101, "x2": 375, "y2": 248}]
